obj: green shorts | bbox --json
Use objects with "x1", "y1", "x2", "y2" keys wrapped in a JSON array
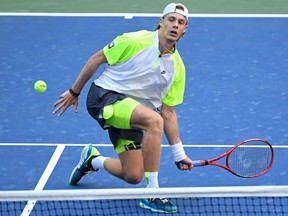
[
  {"x1": 86, "y1": 84, "x2": 143, "y2": 154},
  {"x1": 103, "y1": 97, "x2": 140, "y2": 129},
  {"x1": 103, "y1": 98, "x2": 142, "y2": 154}
]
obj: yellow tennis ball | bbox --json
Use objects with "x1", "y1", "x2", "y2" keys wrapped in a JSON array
[{"x1": 34, "y1": 80, "x2": 47, "y2": 93}]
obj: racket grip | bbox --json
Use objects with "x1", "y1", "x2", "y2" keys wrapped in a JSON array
[
  {"x1": 175, "y1": 160, "x2": 207, "y2": 170},
  {"x1": 192, "y1": 160, "x2": 206, "y2": 167}
]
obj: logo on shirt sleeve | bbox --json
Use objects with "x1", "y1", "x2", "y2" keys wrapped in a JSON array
[{"x1": 108, "y1": 42, "x2": 115, "y2": 49}]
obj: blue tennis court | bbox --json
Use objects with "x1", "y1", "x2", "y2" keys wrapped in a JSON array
[{"x1": 0, "y1": 13, "x2": 288, "y2": 215}]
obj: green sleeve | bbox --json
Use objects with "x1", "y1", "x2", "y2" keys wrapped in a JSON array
[
  {"x1": 103, "y1": 30, "x2": 153, "y2": 65},
  {"x1": 162, "y1": 52, "x2": 186, "y2": 106}
]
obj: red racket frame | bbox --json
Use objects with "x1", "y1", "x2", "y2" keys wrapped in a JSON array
[{"x1": 190, "y1": 138, "x2": 274, "y2": 178}]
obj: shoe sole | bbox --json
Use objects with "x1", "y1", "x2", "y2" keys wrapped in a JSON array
[{"x1": 69, "y1": 166, "x2": 81, "y2": 185}]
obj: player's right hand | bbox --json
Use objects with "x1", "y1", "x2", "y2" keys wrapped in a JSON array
[
  {"x1": 52, "y1": 90, "x2": 78, "y2": 116},
  {"x1": 175, "y1": 156, "x2": 193, "y2": 171}
]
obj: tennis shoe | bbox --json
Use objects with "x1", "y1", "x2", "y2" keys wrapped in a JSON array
[
  {"x1": 69, "y1": 144, "x2": 100, "y2": 185},
  {"x1": 139, "y1": 197, "x2": 177, "y2": 213}
]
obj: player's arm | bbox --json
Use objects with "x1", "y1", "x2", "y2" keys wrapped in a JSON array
[
  {"x1": 53, "y1": 50, "x2": 107, "y2": 116},
  {"x1": 71, "y1": 50, "x2": 107, "y2": 94},
  {"x1": 161, "y1": 103, "x2": 193, "y2": 170}
]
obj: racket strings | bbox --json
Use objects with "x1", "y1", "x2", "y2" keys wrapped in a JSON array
[{"x1": 227, "y1": 140, "x2": 273, "y2": 178}]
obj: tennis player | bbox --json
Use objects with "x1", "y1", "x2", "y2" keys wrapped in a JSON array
[{"x1": 53, "y1": 3, "x2": 193, "y2": 213}]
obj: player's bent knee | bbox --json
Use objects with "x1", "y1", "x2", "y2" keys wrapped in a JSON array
[
  {"x1": 125, "y1": 172, "x2": 143, "y2": 184},
  {"x1": 146, "y1": 114, "x2": 163, "y2": 133}
]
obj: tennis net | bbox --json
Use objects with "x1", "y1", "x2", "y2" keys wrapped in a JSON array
[{"x1": 1, "y1": 186, "x2": 287, "y2": 216}]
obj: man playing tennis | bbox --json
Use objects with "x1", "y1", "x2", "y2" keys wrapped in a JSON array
[{"x1": 53, "y1": 3, "x2": 193, "y2": 213}]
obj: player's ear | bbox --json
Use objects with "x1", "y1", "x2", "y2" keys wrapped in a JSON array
[
  {"x1": 183, "y1": 24, "x2": 188, "y2": 33},
  {"x1": 159, "y1": 18, "x2": 164, "y2": 27},
  {"x1": 182, "y1": 25, "x2": 187, "y2": 35}
]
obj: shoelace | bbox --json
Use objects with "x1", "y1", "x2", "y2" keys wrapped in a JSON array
[
  {"x1": 150, "y1": 198, "x2": 169, "y2": 203},
  {"x1": 159, "y1": 198, "x2": 169, "y2": 203}
]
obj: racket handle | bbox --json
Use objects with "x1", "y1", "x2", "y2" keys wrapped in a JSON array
[
  {"x1": 192, "y1": 160, "x2": 207, "y2": 167},
  {"x1": 175, "y1": 160, "x2": 207, "y2": 170}
]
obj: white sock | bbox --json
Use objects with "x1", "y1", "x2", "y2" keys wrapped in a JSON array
[
  {"x1": 145, "y1": 172, "x2": 159, "y2": 188},
  {"x1": 91, "y1": 156, "x2": 108, "y2": 169}
]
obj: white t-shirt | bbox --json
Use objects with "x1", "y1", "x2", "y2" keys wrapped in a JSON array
[{"x1": 94, "y1": 30, "x2": 186, "y2": 109}]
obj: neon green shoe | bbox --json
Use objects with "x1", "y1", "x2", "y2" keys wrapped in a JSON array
[{"x1": 69, "y1": 144, "x2": 100, "y2": 185}]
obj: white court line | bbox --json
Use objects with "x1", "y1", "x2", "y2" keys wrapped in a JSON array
[
  {"x1": 0, "y1": 12, "x2": 288, "y2": 18},
  {"x1": 0, "y1": 143, "x2": 287, "y2": 148},
  {"x1": 21, "y1": 144, "x2": 65, "y2": 216}
]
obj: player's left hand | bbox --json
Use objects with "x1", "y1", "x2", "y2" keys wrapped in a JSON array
[{"x1": 175, "y1": 156, "x2": 193, "y2": 171}]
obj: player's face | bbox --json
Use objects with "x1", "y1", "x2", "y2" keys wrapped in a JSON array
[{"x1": 159, "y1": 13, "x2": 187, "y2": 42}]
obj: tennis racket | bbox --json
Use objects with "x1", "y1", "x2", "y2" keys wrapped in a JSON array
[{"x1": 177, "y1": 138, "x2": 274, "y2": 178}]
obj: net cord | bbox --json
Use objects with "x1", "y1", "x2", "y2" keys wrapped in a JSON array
[{"x1": 1, "y1": 185, "x2": 288, "y2": 202}]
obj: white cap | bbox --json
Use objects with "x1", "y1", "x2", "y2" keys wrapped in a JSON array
[{"x1": 162, "y1": 3, "x2": 189, "y2": 20}]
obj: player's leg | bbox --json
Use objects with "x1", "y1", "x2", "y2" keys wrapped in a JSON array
[
  {"x1": 100, "y1": 99, "x2": 177, "y2": 213},
  {"x1": 129, "y1": 104, "x2": 163, "y2": 173},
  {"x1": 91, "y1": 98, "x2": 163, "y2": 184},
  {"x1": 104, "y1": 98, "x2": 163, "y2": 181},
  {"x1": 104, "y1": 128, "x2": 144, "y2": 183},
  {"x1": 103, "y1": 148, "x2": 144, "y2": 184},
  {"x1": 69, "y1": 85, "x2": 143, "y2": 185},
  {"x1": 127, "y1": 103, "x2": 177, "y2": 213},
  {"x1": 69, "y1": 135, "x2": 144, "y2": 185}
]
